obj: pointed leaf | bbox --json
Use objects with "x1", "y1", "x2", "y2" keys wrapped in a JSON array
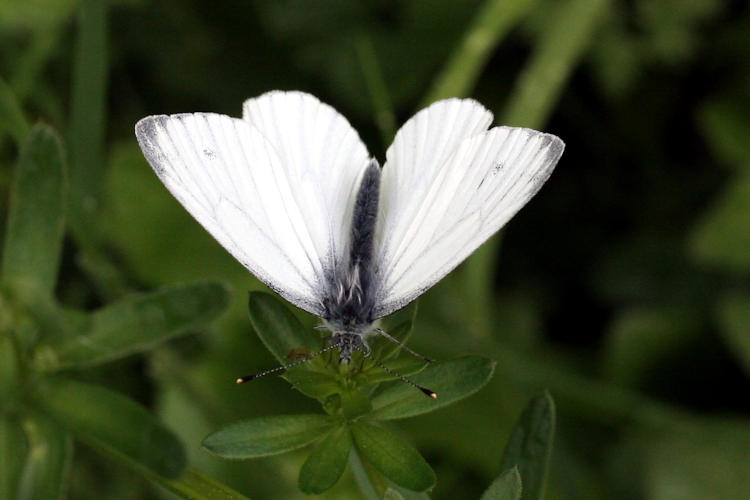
[
  {"x1": 140, "y1": 467, "x2": 251, "y2": 500},
  {"x1": 481, "y1": 467, "x2": 522, "y2": 500},
  {"x1": 355, "y1": 357, "x2": 429, "y2": 388},
  {"x1": 17, "y1": 415, "x2": 72, "y2": 500},
  {"x1": 2, "y1": 124, "x2": 66, "y2": 297},
  {"x1": 0, "y1": 417, "x2": 27, "y2": 499},
  {"x1": 248, "y1": 292, "x2": 321, "y2": 364},
  {"x1": 37, "y1": 378, "x2": 185, "y2": 478},
  {"x1": 369, "y1": 356, "x2": 495, "y2": 420},
  {"x1": 499, "y1": 392, "x2": 555, "y2": 500},
  {"x1": 34, "y1": 282, "x2": 230, "y2": 371},
  {"x1": 298, "y1": 426, "x2": 351, "y2": 494},
  {"x1": 282, "y1": 370, "x2": 340, "y2": 400},
  {"x1": 203, "y1": 414, "x2": 334, "y2": 459},
  {"x1": 382, "y1": 489, "x2": 405, "y2": 500},
  {"x1": 351, "y1": 422, "x2": 435, "y2": 492}
]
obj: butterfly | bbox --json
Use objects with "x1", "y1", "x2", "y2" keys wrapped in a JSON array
[{"x1": 135, "y1": 91, "x2": 564, "y2": 395}]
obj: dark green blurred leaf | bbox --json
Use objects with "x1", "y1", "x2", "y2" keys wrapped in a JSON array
[
  {"x1": 248, "y1": 292, "x2": 321, "y2": 364},
  {"x1": 17, "y1": 416, "x2": 72, "y2": 500},
  {"x1": 422, "y1": 0, "x2": 539, "y2": 105},
  {"x1": 603, "y1": 307, "x2": 701, "y2": 387},
  {"x1": 68, "y1": 0, "x2": 107, "y2": 240},
  {"x1": 499, "y1": 392, "x2": 555, "y2": 500},
  {"x1": 1, "y1": 124, "x2": 66, "y2": 297},
  {"x1": 298, "y1": 426, "x2": 351, "y2": 494},
  {"x1": 689, "y1": 173, "x2": 750, "y2": 271},
  {"x1": 0, "y1": 76, "x2": 30, "y2": 142},
  {"x1": 637, "y1": 418, "x2": 750, "y2": 499},
  {"x1": 202, "y1": 414, "x2": 334, "y2": 459},
  {"x1": 0, "y1": 417, "x2": 27, "y2": 499},
  {"x1": 369, "y1": 356, "x2": 495, "y2": 420},
  {"x1": 699, "y1": 89, "x2": 750, "y2": 170},
  {"x1": 716, "y1": 293, "x2": 750, "y2": 377},
  {"x1": 480, "y1": 466, "x2": 522, "y2": 500},
  {"x1": 351, "y1": 422, "x2": 435, "y2": 492},
  {"x1": 34, "y1": 282, "x2": 230, "y2": 371},
  {"x1": 37, "y1": 378, "x2": 186, "y2": 478}
]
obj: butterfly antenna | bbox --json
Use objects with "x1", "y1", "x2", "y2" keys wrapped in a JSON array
[
  {"x1": 374, "y1": 328, "x2": 433, "y2": 363},
  {"x1": 364, "y1": 351, "x2": 437, "y2": 399},
  {"x1": 236, "y1": 343, "x2": 339, "y2": 384}
]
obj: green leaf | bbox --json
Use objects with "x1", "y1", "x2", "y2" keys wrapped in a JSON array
[
  {"x1": 282, "y1": 370, "x2": 340, "y2": 400},
  {"x1": 203, "y1": 414, "x2": 334, "y2": 459},
  {"x1": 351, "y1": 422, "x2": 435, "y2": 492},
  {"x1": 247, "y1": 292, "x2": 321, "y2": 364},
  {"x1": 355, "y1": 357, "x2": 429, "y2": 388},
  {"x1": 602, "y1": 307, "x2": 701, "y2": 387},
  {"x1": 689, "y1": 173, "x2": 750, "y2": 271},
  {"x1": 37, "y1": 378, "x2": 186, "y2": 478},
  {"x1": 17, "y1": 415, "x2": 72, "y2": 500},
  {"x1": 0, "y1": 76, "x2": 30, "y2": 143},
  {"x1": 698, "y1": 90, "x2": 750, "y2": 171},
  {"x1": 382, "y1": 488, "x2": 405, "y2": 500},
  {"x1": 34, "y1": 282, "x2": 230, "y2": 371},
  {"x1": 369, "y1": 356, "x2": 495, "y2": 420},
  {"x1": 341, "y1": 389, "x2": 373, "y2": 420},
  {"x1": 298, "y1": 426, "x2": 352, "y2": 494},
  {"x1": 0, "y1": 417, "x2": 27, "y2": 499},
  {"x1": 1, "y1": 124, "x2": 66, "y2": 297},
  {"x1": 499, "y1": 392, "x2": 555, "y2": 500},
  {"x1": 716, "y1": 293, "x2": 750, "y2": 377},
  {"x1": 480, "y1": 467, "x2": 522, "y2": 500},
  {"x1": 422, "y1": 0, "x2": 540, "y2": 106}
]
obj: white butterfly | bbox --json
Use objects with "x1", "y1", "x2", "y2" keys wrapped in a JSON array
[{"x1": 135, "y1": 91, "x2": 564, "y2": 381}]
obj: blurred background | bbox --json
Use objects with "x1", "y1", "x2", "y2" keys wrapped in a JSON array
[{"x1": 2, "y1": 0, "x2": 750, "y2": 498}]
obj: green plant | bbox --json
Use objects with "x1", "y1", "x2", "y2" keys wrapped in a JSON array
[{"x1": 202, "y1": 293, "x2": 495, "y2": 495}]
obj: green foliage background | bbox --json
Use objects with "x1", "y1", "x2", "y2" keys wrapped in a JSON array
[{"x1": 2, "y1": 0, "x2": 750, "y2": 498}]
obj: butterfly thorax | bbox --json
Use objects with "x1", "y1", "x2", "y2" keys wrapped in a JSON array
[{"x1": 322, "y1": 159, "x2": 381, "y2": 362}]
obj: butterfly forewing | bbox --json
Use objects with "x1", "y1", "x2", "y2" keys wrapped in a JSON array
[
  {"x1": 135, "y1": 92, "x2": 371, "y2": 317},
  {"x1": 372, "y1": 101, "x2": 564, "y2": 318}
]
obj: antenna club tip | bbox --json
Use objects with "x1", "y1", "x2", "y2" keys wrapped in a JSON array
[
  {"x1": 236, "y1": 377, "x2": 249, "y2": 384},
  {"x1": 419, "y1": 387, "x2": 437, "y2": 399}
]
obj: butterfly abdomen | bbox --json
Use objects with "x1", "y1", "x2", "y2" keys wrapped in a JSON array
[{"x1": 323, "y1": 159, "x2": 381, "y2": 332}]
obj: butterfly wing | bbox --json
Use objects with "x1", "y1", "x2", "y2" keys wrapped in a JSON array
[
  {"x1": 135, "y1": 91, "x2": 370, "y2": 316},
  {"x1": 372, "y1": 99, "x2": 564, "y2": 318}
]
